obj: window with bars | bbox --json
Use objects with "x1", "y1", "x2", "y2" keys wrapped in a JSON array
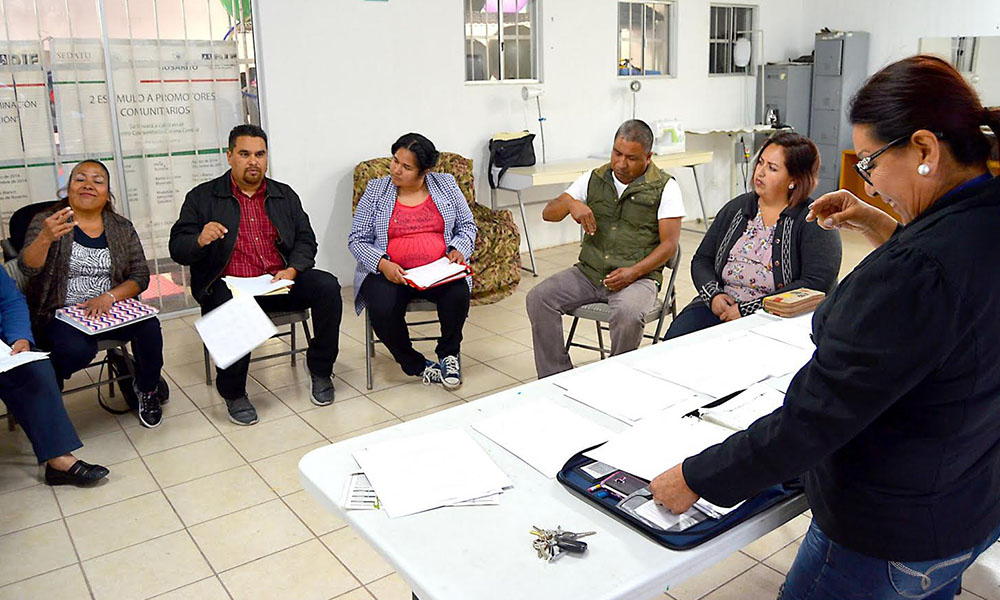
[
  {"x1": 618, "y1": 1, "x2": 675, "y2": 77},
  {"x1": 464, "y1": 0, "x2": 538, "y2": 82},
  {"x1": 709, "y1": 4, "x2": 756, "y2": 75}
]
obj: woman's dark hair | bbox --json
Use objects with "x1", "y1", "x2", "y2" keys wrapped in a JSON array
[
  {"x1": 391, "y1": 133, "x2": 439, "y2": 172},
  {"x1": 753, "y1": 131, "x2": 820, "y2": 207},
  {"x1": 849, "y1": 54, "x2": 1000, "y2": 166},
  {"x1": 59, "y1": 159, "x2": 116, "y2": 214}
]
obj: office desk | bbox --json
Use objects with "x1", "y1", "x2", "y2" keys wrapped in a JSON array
[
  {"x1": 300, "y1": 313, "x2": 808, "y2": 600},
  {"x1": 490, "y1": 151, "x2": 714, "y2": 276}
]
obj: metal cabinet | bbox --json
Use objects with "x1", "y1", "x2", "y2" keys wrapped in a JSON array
[
  {"x1": 756, "y1": 62, "x2": 813, "y2": 137},
  {"x1": 810, "y1": 31, "x2": 869, "y2": 195}
]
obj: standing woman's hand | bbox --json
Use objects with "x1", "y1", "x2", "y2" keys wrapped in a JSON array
[{"x1": 807, "y1": 189, "x2": 899, "y2": 247}]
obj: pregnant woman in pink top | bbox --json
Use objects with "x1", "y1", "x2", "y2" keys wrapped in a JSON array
[{"x1": 349, "y1": 133, "x2": 477, "y2": 389}]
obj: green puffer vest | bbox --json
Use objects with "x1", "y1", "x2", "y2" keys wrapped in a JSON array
[{"x1": 576, "y1": 163, "x2": 671, "y2": 288}]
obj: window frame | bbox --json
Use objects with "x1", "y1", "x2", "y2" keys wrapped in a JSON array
[
  {"x1": 708, "y1": 3, "x2": 758, "y2": 77},
  {"x1": 617, "y1": 0, "x2": 677, "y2": 79},
  {"x1": 463, "y1": 0, "x2": 541, "y2": 84}
]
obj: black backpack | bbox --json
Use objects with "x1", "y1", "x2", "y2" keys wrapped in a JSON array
[{"x1": 487, "y1": 131, "x2": 536, "y2": 189}]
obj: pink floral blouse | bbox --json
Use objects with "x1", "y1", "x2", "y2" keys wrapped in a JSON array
[{"x1": 722, "y1": 211, "x2": 777, "y2": 302}]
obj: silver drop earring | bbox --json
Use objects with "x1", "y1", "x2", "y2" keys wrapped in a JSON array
[{"x1": 917, "y1": 164, "x2": 931, "y2": 176}]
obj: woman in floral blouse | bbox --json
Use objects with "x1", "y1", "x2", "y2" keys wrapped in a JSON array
[{"x1": 664, "y1": 132, "x2": 842, "y2": 338}]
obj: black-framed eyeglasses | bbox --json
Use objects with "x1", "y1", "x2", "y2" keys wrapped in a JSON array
[
  {"x1": 854, "y1": 131, "x2": 946, "y2": 186},
  {"x1": 854, "y1": 135, "x2": 910, "y2": 186}
]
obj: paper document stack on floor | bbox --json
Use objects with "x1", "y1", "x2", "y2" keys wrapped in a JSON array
[
  {"x1": 353, "y1": 429, "x2": 512, "y2": 518},
  {"x1": 402, "y1": 257, "x2": 471, "y2": 290},
  {"x1": 633, "y1": 332, "x2": 812, "y2": 398},
  {"x1": 195, "y1": 296, "x2": 279, "y2": 369},
  {"x1": 472, "y1": 400, "x2": 615, "y2": 478},
  {"x1": 223, "y1": 274, "x2": 294, "y2": 298},
  {"x1": 560, "y1": 362, "x2": 705, "y2": 424},
  {"x1": 699, "y1": 382, "x2": 786, "y2": 432},
  {"x1": 0, "y1": 341, "x2": 48, "y2": 374},
  {"x1": 584, "y1": 413, "x2": 735, "y2": 482}
]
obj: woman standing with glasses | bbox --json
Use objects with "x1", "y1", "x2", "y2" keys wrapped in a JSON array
[{"x1": 650, "y1": 55, "x2": 1000, "y2": 600}]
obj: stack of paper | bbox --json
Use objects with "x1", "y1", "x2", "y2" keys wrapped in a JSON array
[
  {"x1": 223, "y1": 274, "x2": 294, "y2": 298},
  {"x1": 559, "y1": 362, "x2": 705, "y2": 424},
  {"x1": 632, "y1": 332, "x2": 812, "y2": 398},
  {"x1": 749, "y1": 314, "x2": 815, "y2": 350},
  {"x1": 402, "y1": 257, "x2": 471, "y2": 290},
  {"x1": 472, "y1": 400, "x2": 615, "y2": 478},
  {"x1": 0, "y1": 341, "x2": 48, "y2": 374},
  {"x1": 353, "y1": 429, "x2": 512, "y2": 518},
  {"x1": 584, "y1": 413, "x2": 735, "y2": 481},
  {"x1": 699, "y1": 382, "x2": 785, "y2": 432}
]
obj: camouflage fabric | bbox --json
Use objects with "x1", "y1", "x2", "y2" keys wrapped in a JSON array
[{"x1": 352, "y1": 151, "x2": 521, "y2": 305}]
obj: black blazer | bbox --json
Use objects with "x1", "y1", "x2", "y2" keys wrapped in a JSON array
[
  {"x1": 685, "y1": 175, "x2": 1000, "y2": 561},
  {"x1": 169, "y1": 171, "x2": 318, "y2": 302},
  {"x1": 690, "y1": 193, "x2": 841, "y2": 315}
]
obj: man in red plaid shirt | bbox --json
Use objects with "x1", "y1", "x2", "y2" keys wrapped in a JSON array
[{"x1": 170, "y1": 125, "x2": 342, "y2": 426}]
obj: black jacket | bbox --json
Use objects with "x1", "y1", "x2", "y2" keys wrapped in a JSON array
[
  {"x1": 690, "y1": 193, "x2": 841, "y2": 315},
  {"x1": 685, "y1": 175, "x2": 1000, "y2": 561},
  {"x1": 169, "y1": 171, "x2": 318, "y2": 302}
]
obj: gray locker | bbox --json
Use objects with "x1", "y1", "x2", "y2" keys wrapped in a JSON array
[
  {"x1": 756, "y1": 62, "x2": 813, "y2": 136},
  {"x1": 810, "y1": 31, "x2": 869, "y2": 195}
]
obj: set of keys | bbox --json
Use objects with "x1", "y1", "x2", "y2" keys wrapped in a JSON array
[{"x1": 530, "y1": 525, "x2": 596, "y2": 562}]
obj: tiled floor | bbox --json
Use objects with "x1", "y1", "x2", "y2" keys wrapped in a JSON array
[{"x1": 1, "y1": 228, "x2": 998, "y2": 600}]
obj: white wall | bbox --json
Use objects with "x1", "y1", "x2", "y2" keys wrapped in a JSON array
[{"x1": 255, "y1": 0, "x2": 811, "y2": 283}]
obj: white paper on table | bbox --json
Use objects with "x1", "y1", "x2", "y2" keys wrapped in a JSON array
[
  {"x1": 402, "y1": 257, "x2": 469, "y2": 289},
  {"x1": 632, "y1": 332, "x2": 812, "y2": 399},
  {"x1": 694, "y1": 498, "x2": 744, "y2": 518},
  {"x1": 194, "y1": 297, "x2": 279, "y2": 370},
  {"x1": 559, "y1": 362, "x2": 705, "y2": 424},
  {"x1": 342, "y1": 473, "x2": 381, "y2": 510},
  {"x1": 763, "y1": 372, "x2": 795, "y2": 394},
  {"x1": 472, "y1": 400, "x2": 615, "y2": 478},
  {"x1": 353, "y1": 429, "x2": 512, "y2": 519},
  {"x1": 699, "y1": 382, "x2": 786, "y2": 432},
  {"x1": 223, "y1": 274, "x2": 294, "y2": 298},
  {"x1": 0, "y1": 340, "x2": 48, "y2": 374},
  {"x1": 749, "y1": 313, "x2": 815, "y2": 350},
  {"x1": 584, "y1": 414, "x2": 735, "y2": 482},
  {"x1": 450, "y1": 493, "x2": 502, "y2": 507}
]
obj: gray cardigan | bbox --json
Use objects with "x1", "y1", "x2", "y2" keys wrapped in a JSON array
[
  {"x1": 19, "y1": 205, "x2": 150, "y2": 331},
  {"x1": 690, "y1": 192, "x2": 842, "y2": 315}
]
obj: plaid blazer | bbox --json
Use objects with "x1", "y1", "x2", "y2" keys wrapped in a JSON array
[{"x1": 348, "y1": 172, "x2": 477, "y2": 314}]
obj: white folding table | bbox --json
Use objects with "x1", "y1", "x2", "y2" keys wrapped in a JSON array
[{"x1": 300, "y1": 313, "x2": 808, "y2": 600}]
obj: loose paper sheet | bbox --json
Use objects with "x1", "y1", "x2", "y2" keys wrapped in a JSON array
[
  {"x1": 560, "y1": 362, "x2": 705, "y2": 424},
  {"x1": 472, "y1": 400, "x2": 615, "y2": 478},
  {"x1": 194, "y1": 297, "x2": 279, "y2": 369},
  {"x1": 584, "y1": 414, "x2": 735, "y2": 482},
  {"x1": 749, "y1": 313, "x2": 815, "y2": 350},
  {"x1": 353, "y1": 429, "x2": 512, "y2": 518},
  {"x1": 0, "y1": 341, "x2": 48, "y2": 374},
  {"x1": 699, "y1": 382, "x2": 786, "y2": 432},
  {"x1": 223, "y1": 275, "x2": 294, "y2": 298}
]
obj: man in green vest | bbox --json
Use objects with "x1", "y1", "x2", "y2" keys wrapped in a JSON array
[{"x1": 526, "y1": 120, "x2": 683, "y2": 378}]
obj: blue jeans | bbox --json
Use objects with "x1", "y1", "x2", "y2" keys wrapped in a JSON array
[
  {"x1": 778, "y1": 520, "x2": 1000, "y2": 600},
  {"x1": 662, "y1": 302, "x2": 722, "y2": 340}
]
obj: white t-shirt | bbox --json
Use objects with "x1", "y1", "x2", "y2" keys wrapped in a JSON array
[{"x1": 563, "y1": 169, "x2": 686, "y2": 220}]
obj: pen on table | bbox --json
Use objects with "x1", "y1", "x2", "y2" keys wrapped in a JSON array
[{"x1": 588, "y1": 483, "x2": 602, "y2": 492}]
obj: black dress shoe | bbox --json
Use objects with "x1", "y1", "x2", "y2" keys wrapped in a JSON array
[{"x1": 45, "y1": 460, "x2": 110, "y2": 486}]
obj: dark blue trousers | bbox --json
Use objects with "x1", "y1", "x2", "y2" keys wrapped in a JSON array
[
  {"x1": 662, "y1": 302, "x2": 724, "y2": 340},
  {"x1": 0, "y1": 359, "x2": 82, "y2": 462},
  {"x1": 44, "y1": 317, "x2": 164, "y2": 392}
]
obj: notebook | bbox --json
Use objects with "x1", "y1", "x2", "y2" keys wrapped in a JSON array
[
  {"x1": 402, "y1": 257, "x2": 473, "y2": 290},
  {"x1": 55, "y1": 297, "x2": 159, "y2": 335}
]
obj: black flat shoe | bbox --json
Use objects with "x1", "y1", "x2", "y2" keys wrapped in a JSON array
[{"x1": 45, "y1": 460, "x2": 109, "y2": 486}]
